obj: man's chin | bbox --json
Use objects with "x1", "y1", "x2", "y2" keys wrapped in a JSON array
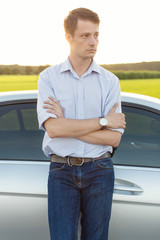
[{"x1": 84, "y1": 52, "x2": 96, "y2": 59}]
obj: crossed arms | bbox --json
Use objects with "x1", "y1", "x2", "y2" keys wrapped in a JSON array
[{"x1": 43, "y1": 97, "x2": 126, "y2": 148}]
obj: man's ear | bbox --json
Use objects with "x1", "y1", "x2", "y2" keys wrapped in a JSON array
[{"x1": 65, "y1": 32, "x2": 72, "y2": 43}]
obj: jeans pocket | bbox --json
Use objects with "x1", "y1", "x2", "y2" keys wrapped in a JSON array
[
  {"x1": 95, "y1": 157, "x2": 113, "y2": 169},
  {"x1": 49, "y1": 162, "x2": 66, "y2": 172}
]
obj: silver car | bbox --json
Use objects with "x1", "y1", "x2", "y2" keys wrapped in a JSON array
[{"x1": 0, "y1": 90, "x2": 160, "y2": 240}]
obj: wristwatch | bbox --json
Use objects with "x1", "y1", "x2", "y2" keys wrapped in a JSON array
[{"x1": 99, "y1": 117, "x2": 108, "y2": 129}]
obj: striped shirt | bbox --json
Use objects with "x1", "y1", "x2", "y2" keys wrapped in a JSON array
[{"x1": 37, "y1": 58, "x2": 124, "y2": 158}]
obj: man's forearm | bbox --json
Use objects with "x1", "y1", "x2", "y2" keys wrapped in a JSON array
[
  {"x1": 44, "y1": 117, "x2": 101, "y2": 138},
  {"x1": 77, "y1": 129, "x2": 122, "y2": 147},
  {"x1": 43, "y1": 97, "x2": 126, "y2": 139}
]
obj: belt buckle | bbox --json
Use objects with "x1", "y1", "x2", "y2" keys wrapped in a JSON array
[{"x1": 67, "y1": 156, "x2": 84, "y2": 166}]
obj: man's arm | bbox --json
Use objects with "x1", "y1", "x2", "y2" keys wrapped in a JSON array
[
  {"x1": 43, "y1": 97, "x2": 125, "y2": 141},
  {"x1": 44, "y1": 117, "x2": 102, "y2": 138},
  {"x1": 77, "y1": 129, "x2": 122, "y2": 148}
]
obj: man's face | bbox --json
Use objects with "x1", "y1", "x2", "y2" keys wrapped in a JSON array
[{"x1": 68, "y1": 19, "x2": 99, "y2": 60}]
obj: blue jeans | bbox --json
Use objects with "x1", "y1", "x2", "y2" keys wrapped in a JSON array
[{"x1": 48, "y1": 157, "x2": 114, "y2": 240}]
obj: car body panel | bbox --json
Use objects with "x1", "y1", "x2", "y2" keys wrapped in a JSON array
[
  {"x1": 0, "y1": 91, "x2": 160, "y2": 240},
  {"x1": 110, "y1": 166, "x2": 160, "y2": 240}
]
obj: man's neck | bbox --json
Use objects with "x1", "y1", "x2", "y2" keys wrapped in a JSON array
[{"x1": 69, "y1": 55, "x2": 93, "y2": 77}]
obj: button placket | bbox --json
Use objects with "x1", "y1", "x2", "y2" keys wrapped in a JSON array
[{"x1": 77, "y1": 80, "x2": 84, "y2": 119}]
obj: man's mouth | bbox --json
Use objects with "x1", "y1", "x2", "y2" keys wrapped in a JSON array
[{"x1": 87, "y1": 49, "x2": 96, "y2": 52}]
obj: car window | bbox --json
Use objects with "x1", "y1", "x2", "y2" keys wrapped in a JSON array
[
  {"x1": 0, "y1": 102, "x2": 48, "y2": 161},
  {"x1": 21, "y1": 109, "x2": 38, "y2": 130},
  {"x1": 113, "y1": 105, "x2": 160, "y2": 168},
  {"x1": 0, "y1": 110, "x2": 20, "y2": 130}
]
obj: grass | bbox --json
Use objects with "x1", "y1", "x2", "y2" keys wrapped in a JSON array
[
  {"x1": 0, "y1": 75, "x2": 38, "y2": 92},
  {"x1": 120, "y1": 79, "x2": 160, "y2": 99},
  {"x1": 0, "y1": 75, "x2": 160, "y2": 99}
]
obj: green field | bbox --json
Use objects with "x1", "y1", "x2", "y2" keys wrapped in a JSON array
[
  {"x1": 0, "y1": 75, "x2": 38, "y2": 92},
  {"x1": 120, "y1": 79, "x2": 160, "y2": 99},
  {"x1": 0, "y1": 75, "x2": 160, "y2": 99}
]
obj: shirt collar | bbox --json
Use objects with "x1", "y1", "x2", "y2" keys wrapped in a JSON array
[
  {"x1": 60, "y1": 58, "x2": 74, "y2": 73},
  {"x1": 87, "y1": 59, "x2": 101, "y2": 74},
  {"x1": 60, "y1": 58, "x2": 101, "y2": 75}
]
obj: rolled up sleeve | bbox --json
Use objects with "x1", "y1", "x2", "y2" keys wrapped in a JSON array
[
  {"x1": 103, "y1": 75, "x2": 124, "y2": 135},
  {"x1": 37, "y1": 70, "x2": 57, "y2": 131}
]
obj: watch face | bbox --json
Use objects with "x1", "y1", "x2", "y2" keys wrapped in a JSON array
[{"x1": 100, "y1": 118, "x2": 108, "y2": 127}]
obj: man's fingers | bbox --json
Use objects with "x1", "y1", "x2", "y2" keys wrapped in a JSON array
[
  {"x1": 44, "y1": 97, "x2": 58, "y2": 105},
  {"x1": 108, "y1": 103, "x2": 118, "y2": 114},
  {"x1": 44, "y1": 99, "x2": 59, "y2": 108},
  {"x1": 43, "y1": 105, "x2": 53, "y2": 109},
  {"x1": 47, "y1": 109, "x2": 57, "y2": 114},
  {"x1": 43, "y1": 97, "x2": 64, "y2": 118},
  {"x1": 48, "y1": 97, "x2": 59, "y2": 104},
  {"x1": 43, "y1": 102, "x2": 56, "y2": 108},
  {"x1": 47, "y1": 109, "x2": 64, "y2": 118},
  {"x1": 43, "y1": 104, "x2": 60, "y2": 112}
]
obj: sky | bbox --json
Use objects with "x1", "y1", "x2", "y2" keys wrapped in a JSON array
[{"x1": 1, "y1": 0, "x2": 160, "y2": 66}]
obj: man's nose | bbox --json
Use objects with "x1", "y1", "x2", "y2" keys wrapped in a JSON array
[{"x1": 89, "y1": 36, "x2": 97, "y2": 46}]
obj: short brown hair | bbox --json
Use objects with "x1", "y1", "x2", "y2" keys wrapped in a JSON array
[{"x1": 64, "y1": 8, "x2": 100, "y2": 36}]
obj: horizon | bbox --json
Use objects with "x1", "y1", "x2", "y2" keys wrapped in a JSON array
[{"x1": 1, "y1": 60, "x2": 160, "y2": 67}]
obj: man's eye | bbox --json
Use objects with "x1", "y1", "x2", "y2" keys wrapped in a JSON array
[
  {"x1": 94, "y1": 34, "x2": 99, "y2": 38},
  {"x1": 82, "y1": 34, "x2": 89, "y2": 38}
]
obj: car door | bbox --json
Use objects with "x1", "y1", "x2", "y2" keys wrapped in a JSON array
[
  {"x1": 0, "y1": 100, "x2": 50, "y2": 240},
  {"x1": 109, "y1": 102, "x2": 160, "y2": 240},
  {"x1": 1, "y1": 98, "x2": 160, "y2": 240}
]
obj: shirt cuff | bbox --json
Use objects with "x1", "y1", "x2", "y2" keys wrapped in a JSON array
[
  {"x1": 38, "y1": 112, "x2": 57, "y2": 131},
  {"x1": 107, "y1": 128, "x2": 124, "y2": 134}
]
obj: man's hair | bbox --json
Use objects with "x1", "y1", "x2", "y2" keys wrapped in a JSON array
[{"x1": 64, "y1": 8, "x2": 100, "y2": 36}]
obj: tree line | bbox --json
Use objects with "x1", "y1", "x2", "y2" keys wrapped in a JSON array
[
  {"x1": 0, "y1": 61, "x2": 160, "y2": 78},
  {"x1": 101, "y1": 61, "x2": 160, "y2": 71},
  {"x1": 0, "y1": 65, "x2": 50, "y2": 75}
]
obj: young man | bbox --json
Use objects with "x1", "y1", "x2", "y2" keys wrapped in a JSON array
[{"x1": 37, "y1": 8, "x2": 126, "y2": 240}]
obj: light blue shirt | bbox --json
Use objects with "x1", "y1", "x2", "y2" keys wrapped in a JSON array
[{"x1": 37, "y1": 58, "x2": 124, "y2": 158}]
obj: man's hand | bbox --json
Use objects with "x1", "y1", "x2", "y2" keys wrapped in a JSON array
[
  {"x1": 105, "y1": 103, "x2": 126, "y2": 129},
  {"x1": 43, "y1": 98, "x2": 126, "y2": 130},
  {"x1": 43, "y1": 97, "x2": 64, "y2": 118}
]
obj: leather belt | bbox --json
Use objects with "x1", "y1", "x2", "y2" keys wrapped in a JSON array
[{"x1": 50, "y1": 152, "x2": 111, "y2": 166}]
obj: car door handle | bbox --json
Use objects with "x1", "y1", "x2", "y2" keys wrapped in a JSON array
[
  {"x1": 114, "y1": 179, "x2": 143, "y2": 195},
  {"x1": 114, "y1": 185, "x2": 143, "y2": 193}
]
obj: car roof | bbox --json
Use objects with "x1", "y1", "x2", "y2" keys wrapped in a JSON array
[
  {"x1": 0, "y1": 90, "x2": 37, "y2": 102},
  {"x1": 0, "y1": 90, "x2": 160, "y2": 111},
  {"x1": 121, "y1": 92, "x2": 160, "y2": 110}
]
